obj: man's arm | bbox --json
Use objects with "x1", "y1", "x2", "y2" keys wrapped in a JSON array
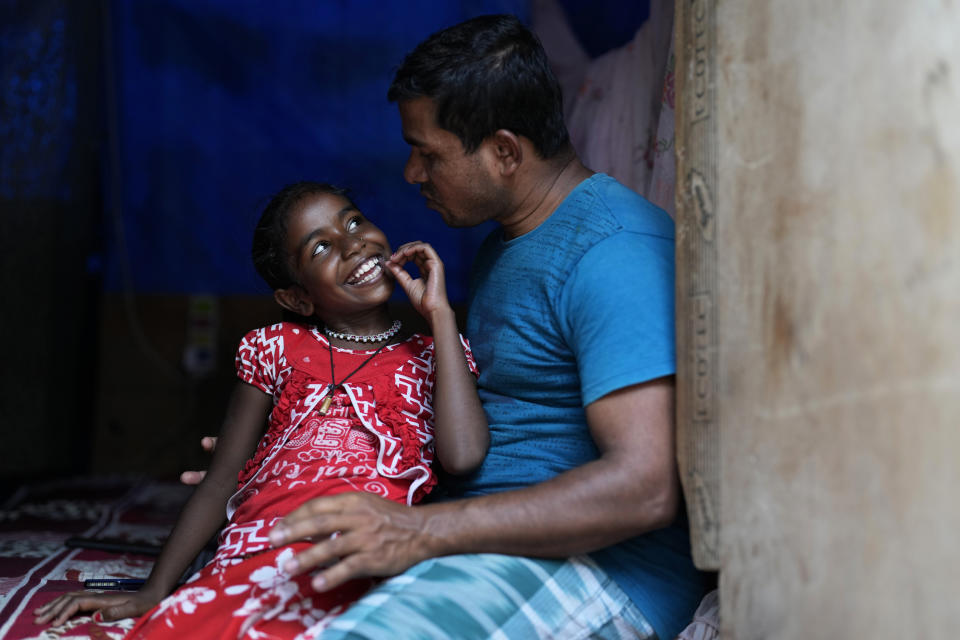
[{"x1": 270, "y1": 375, "x2": 678, "y2": 592}]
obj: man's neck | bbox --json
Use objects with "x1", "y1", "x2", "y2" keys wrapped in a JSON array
[{"x1": 500, "y1": 153, "x2": 594, "y2": 240}]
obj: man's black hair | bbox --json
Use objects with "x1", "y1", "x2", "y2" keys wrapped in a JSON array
[{"x1": 387, "y1": 14, "x2": 571, "y2": 159}]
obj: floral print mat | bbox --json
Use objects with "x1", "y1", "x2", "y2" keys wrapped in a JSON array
[{"x1": 0, "y1": 476, "x2": 192, "y2": 640}]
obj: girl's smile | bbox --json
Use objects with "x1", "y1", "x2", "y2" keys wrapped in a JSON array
[{"x1": 345, "y1": 255, "x2": 385, "y2": 286}]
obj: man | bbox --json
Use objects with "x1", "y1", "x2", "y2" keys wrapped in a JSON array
[{"x1": 192, "y1": 14, "x2": 703, "y2": 639}]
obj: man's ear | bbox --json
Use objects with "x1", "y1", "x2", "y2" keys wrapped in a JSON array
[
  {"x1": 490, "y1": 129, "x2": 522, "y2": 177},
  {"x1": 274, "y1": 286, "x2": 314, "y2": 317}
]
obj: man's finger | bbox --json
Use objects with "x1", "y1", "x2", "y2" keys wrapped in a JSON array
[
  {"x1": 271, "y1": 511, "x2": 371, "y2": 553},
  {"x1": 179, "y1": 470, "x2": 207, "y2": 485},
  {"x1": 269, "y1": 501, "x2": 344, "y2": 547},
  {"x1": 286, "y1": 534, "x2": 381, "y2": 592},
  {"x1": 310, "y1": 552, "x2": 373, "y2": 593},
  {"x1": 280, "y1": 525, "x2": 365, "y2": 575}
]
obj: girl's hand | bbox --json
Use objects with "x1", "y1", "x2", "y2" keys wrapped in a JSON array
[
  {"x1": 33, "y1": 588, "x2": 162, "y2": 626},
  {"x1": 386, "y1": 242, "x2": 452, "y2": 321}
]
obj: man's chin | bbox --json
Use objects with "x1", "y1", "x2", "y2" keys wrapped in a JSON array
[
  {"x1": 424, "y1": 199, "x2": 471, "y2": 227},
  {"x1": 424, "y1": 199, "x2": 449, "y2": 219}
]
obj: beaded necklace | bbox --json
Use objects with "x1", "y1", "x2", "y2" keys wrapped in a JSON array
[{"x1": 324, "y1": 320, "x2": 401, "y2": 344}]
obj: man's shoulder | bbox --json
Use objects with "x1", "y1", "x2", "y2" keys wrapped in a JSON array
[
  {"x1": 470, "y1": 175, "x2": 674, "y2": 283},
  {"x1": 559, "y1": 177, "x2": 676, "y2": 304},
  {"x1": 565, "y1": 173, "x2": 674, "y2": 240}
]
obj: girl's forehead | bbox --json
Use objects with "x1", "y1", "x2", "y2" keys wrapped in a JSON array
[
  {"x1": 291, "y1": 193, "x2": 354, "y2": 227},
  {"x1": 297, "y1": 191, "x2": 351, "y2": 214}
]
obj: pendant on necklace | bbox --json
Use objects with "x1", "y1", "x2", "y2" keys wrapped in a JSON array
[{"x1": 319, "y1": 384, "x2": 336, "y2": 415}]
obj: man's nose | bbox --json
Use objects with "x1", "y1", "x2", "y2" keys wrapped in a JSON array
[{"x1": 403, "y1": 150, "x2": 426, "y2": 185}]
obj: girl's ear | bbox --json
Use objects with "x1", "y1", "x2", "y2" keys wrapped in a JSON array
[
  {"x1": 490, "y1": 129, "x2": 522, "y2": 177},
  {"x1": 274, "y1": 286, "x2": 314, "y2": 317}
]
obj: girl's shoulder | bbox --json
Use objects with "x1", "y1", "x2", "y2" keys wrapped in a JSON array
[
  {"x1": 247, "y1": 321, "x2": 315, "y2": 339},
  {"x1": 392, "y1": 333, "x2": 475, "y2": 358},
  {"x1": 397, "y1": 332, "x2": 434, "y2": 354},
  {"x1": 239, "y1": 321, "x2": 318, "y2": 355},
  {"x1": 359, "y1": 333, "x2": 435, "y2": 373}
]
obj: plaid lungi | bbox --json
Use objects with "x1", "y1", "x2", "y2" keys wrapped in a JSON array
[{"x1": 311, "y1": 553, "x2": 658, "y2": 640}]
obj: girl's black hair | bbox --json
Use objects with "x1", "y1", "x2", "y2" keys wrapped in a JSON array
[
  {"x1": 251, "y1": 181, "x2": 356, "y2": 291},
  {"x1": 387, "y1": 14, "x2": 571, "y2": 159}
]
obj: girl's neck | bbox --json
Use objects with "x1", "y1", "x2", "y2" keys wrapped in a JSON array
[{"x1": 318, "y1": 307, "x2": 401, "y2": 348}]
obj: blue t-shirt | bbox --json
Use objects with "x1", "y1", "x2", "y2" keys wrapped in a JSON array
[{"x1": 453, "y1": 173, "x2": 703, "y2": 639}]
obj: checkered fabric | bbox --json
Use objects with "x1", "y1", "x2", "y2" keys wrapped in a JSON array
[{"x1": 312, "y1": 553, "x2": 658, "y2": 640}]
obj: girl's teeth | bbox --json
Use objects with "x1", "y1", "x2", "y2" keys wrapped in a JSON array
[{"x1": 350, "y1": 258, "x2": 381, "y2": 284}]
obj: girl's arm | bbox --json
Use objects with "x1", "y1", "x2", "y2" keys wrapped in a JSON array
[
  {"x1": 387, "y1": 241, "x2": 489, "y2": 475},
  {"x1": 34, "y1": 382, "x2": 272, "y2": 626}
]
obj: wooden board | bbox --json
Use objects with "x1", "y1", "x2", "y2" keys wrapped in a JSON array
[
  {"x1": 675, "y1": 0, "x2": 721, "y2": 570},
  {"x1": 706, "y1": 1, "x2": 960, "y2": 636}
]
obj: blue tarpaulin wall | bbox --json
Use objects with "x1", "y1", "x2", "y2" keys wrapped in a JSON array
[
  {"x1": 2, "y1": 0, "x2": 650, "y2": 302},
  {"x1": 103, "y1": 0, "x2": 528, "y2": 301}
]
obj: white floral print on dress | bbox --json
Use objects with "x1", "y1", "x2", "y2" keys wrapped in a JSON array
[
  {"x1": 148, "y1": 586, "x2": 217, "y2": 627},
  {"x1": 233, "y1": 547, "x2": 332, "y2": 637}
]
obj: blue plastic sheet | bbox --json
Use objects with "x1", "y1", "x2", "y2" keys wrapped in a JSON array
[
  {"x1": 3, "y1": 1, "x2": 648, "y2": 301},
  {"x1": 103, "y1": 0, "x2": 527, "y2": 300}
]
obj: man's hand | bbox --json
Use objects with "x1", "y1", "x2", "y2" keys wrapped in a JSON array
[
  {"x1": 268, "y1": 492, "x2": 433, "y2": 593},
  {"x1": 34, "y1": 588, "x2": 162, "y2": 627},
  {"x1": 179, "y1": 436, "x2": 217, "y2": 485}
]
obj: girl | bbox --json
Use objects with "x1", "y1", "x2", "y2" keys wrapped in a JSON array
[{"x1": 35, "y1": 181, "x2": 489, "y2": 638}]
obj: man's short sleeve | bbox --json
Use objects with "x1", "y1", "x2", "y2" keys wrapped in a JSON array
[{"x1": 559, "y1": 231, "x2": 675, "y2": 406}]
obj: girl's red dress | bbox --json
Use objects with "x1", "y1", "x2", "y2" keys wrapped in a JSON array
[{"x1": 125, "y1": 322, "x2": 477, "y2": 640}]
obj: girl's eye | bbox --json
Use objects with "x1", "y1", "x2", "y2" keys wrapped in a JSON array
[
  {"x1": 311, "y1": 240, "x2": 329, "y2": 257},
  {"x1": 347, "y1": 216, "x2": 363, "y2": 232}
]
